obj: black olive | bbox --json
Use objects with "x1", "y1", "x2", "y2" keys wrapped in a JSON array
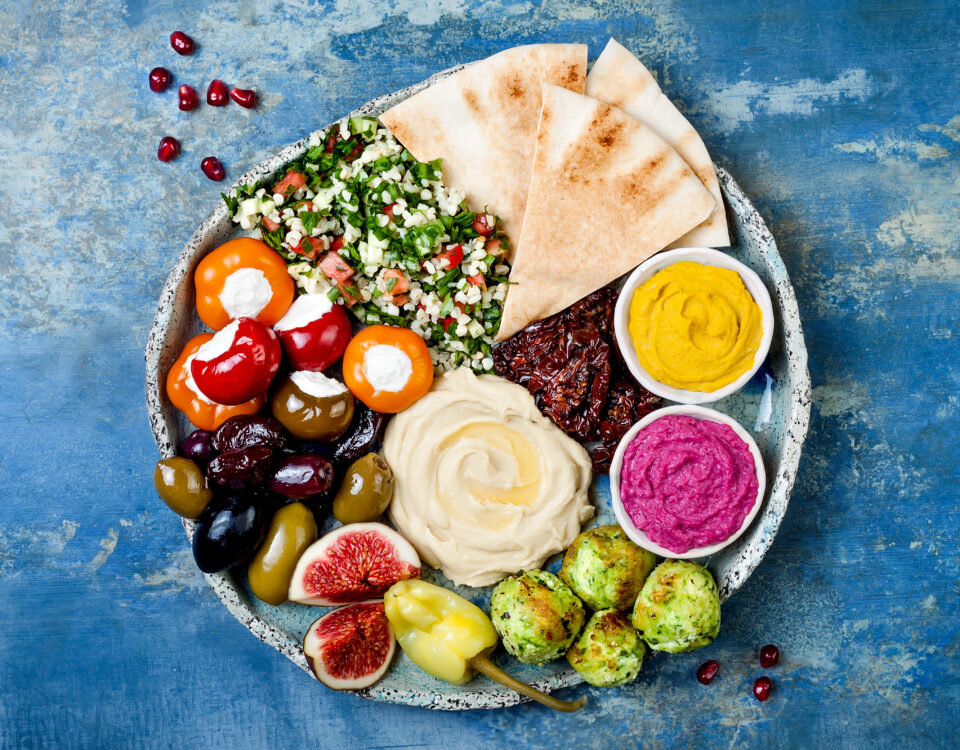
[
  {"x1": 192, "y1": 493, "x2": 267, "y2": 573},
  {"x1": 182, "y1": 429, "x2": 216, "y2": 467}
]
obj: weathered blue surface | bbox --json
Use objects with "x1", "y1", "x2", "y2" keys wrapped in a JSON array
[{"x1": 0, "y1": 0, "x2": 958, "y2": 747}]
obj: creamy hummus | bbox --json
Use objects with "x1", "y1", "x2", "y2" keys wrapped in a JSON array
[
  {"x1": 620, "y1": 414, "x2": 758, "y2": 553},
  {"x1": 628, "y1": 261, "x2": 763, "y2": 392},
  {"x1": 384, "y1": 368, "x2": 593, "y2": 587}
]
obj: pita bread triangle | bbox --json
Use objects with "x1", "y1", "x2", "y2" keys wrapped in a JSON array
[
  {"x1": 585, "y1": 38, "x2": 729, "y2": 248},
  {"x1": 497, "y1": 85, "x2": 716, "y2": 340},
  {"x1": 380, "y1": 44, "x2": 588, "y2": 259}
]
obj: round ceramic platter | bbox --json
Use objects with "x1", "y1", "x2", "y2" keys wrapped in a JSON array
[{"x1": 145, "y1": 65, "x2": 811, "y2": 710}]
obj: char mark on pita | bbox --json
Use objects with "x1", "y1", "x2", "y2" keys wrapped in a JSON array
[
  {"x1": 585, "y1": 38, "x2": 730, "y2": 249},
  {"x1": 496, "y1": 84, "x2": 716, "y2": 340}
]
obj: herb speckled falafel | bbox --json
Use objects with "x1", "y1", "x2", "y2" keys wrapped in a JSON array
[
  {"x1": 490, "y1": 570, "x2": 585, "y2": 665},
  {"x1": 631, "y1": 560, "x2": 720, "y2": 653},
  {"x1": 560, "y1": 525, "x2": 657, "y2": 610},
  {"x1": 567, "y1": 609, "x2": 646, "y2": 687}
]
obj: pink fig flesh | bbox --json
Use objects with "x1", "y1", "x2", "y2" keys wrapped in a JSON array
[
  {"x1": 289, "y1": 522, "x2": 420, "y2": 606},
  {"x1": 303, "y1": 601, "x2": 395, "y2": 690}
]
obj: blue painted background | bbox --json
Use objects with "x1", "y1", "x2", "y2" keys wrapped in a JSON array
[{"x1": 1, "y1": 0, "x2": 958, "y2": 747}]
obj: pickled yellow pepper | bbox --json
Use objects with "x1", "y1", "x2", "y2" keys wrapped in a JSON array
[{"x1": 384, "y1": 580, "x2": 586, "y2": 712}]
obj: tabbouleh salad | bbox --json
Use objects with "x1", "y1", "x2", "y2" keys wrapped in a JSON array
[{"x1": 222, "y1": 116, "x2": 511, "y2": 373}]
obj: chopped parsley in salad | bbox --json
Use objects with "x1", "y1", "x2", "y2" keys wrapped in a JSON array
[{"x1": 222, "y1": 116, "x2": 511, "y2": 373}]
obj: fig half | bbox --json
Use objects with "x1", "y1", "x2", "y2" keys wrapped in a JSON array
[
  {"x1": 303, "y1": 601, "x2": 396, "y2": 689},
  {"x1": 289, "y1": 522, "x2": 421, "y2": 606}
]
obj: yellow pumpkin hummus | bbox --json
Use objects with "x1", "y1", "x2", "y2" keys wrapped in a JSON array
[
  {"x1": 628, "y1": 261, "x2": 763, "y2": 392},
  {"x1": 384, "y1": 368, "x2": 593, "y2": 587}
]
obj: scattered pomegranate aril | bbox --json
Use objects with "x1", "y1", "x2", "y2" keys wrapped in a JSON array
[
  {"x1": 149, "y1": 67, "x2": 172, "y2": 92},
  {"x1": 759, "y1": 644, "x2": 780, "y2": 668},
  {"x1": 696, "y1": 660, "x2": 719, "y2": 685},
  {"x1": 201, "y1": 157, "x2": 225, "y2": 182},
  {"x1": 753, "y1": 676, "x2": 772, "y2": 702},
  {"x1": 207, "y1": 79, "x2": 229, "y2": 107},
  {"x1": 229, "y1": 87, "x2": 258, "y2": 109},
  {"x1": 178, "y1": 84, "x2": 199, "y2": 111},
  {"x1": 170, "y1": 31, "x2": 195, "y2": 55},
  {"x1": 157, "y1": 136, "x2": 181, "y2": 162}
]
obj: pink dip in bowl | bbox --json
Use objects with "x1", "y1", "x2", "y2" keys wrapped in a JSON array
[{"x1": 619, "y1": 414, "x2": 759, "y2": 553}]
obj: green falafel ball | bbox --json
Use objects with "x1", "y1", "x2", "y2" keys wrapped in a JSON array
[
  {"x1": 490, "y1": 570, "x2": 586, "y2": 665},
  {"x1": 631, "y1": 560, "x2": 720, "y2": 653},
  {"x1": 560, "y1": 525, "x2": 658, "y2": 610},
  {"x1": 567, "y1": 609, "x2": 646, "y2": 687}
]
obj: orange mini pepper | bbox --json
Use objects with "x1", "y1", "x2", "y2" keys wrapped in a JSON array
[
  {"x1": 166, "y1": 333, "x2": 265, "y2": 431},
  {"x1": 342, "y1": 325, "x2": 433, "y2": 413},
  {"x1": 195, "y1": 237, "x2": 295, "y2": 331}
]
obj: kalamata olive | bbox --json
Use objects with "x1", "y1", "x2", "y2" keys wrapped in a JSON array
[
  {"x1": 271, "y1": 373, "x2": 354, "y2": 441},
  {"x1": 212, "y1": 414, "x2": 294, "y2": 454},
  {"x1": 329, "y1": 403, "x2": 387, "y2": 463},
  {"x1": 247, "y1": 502, "x2": 318, "y2": 605},
  {"x1": 332, "y1": 453, "x2": 395, "y2": 524},
  {"x1": 192, "y1": 493, "x2": 267, "y2": 573},
  {"x1": 269, "y1": 453, "x2": 335, "y2": 499},
  {"x1": 206, "y1": 446, "x2": 273, "y2": 489},
  {"x1": 153, "y1": 457, "x2": 212, "y2": 518},
  {"x1": 182, "y1": 429, "x2": 216, "y2": 466}
]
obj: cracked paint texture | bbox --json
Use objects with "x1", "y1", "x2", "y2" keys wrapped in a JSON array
[{"x1": 0, "y1": 0, "x2": 958, "y2": 748}]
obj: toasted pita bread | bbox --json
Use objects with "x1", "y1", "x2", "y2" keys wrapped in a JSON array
[
  {"x1": 380, "y1": 44, "x2": 587, "y2": 258},
  {"x1": 497, "y1": 85, "x2": 715, "y2": 340},
  {"x1": 585, "y1": 38, "x2": 729, "y2": 248}
]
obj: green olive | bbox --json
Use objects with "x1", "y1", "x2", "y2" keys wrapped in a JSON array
[
  {"x1": 247, "y1": 502, "x2": 318, "y2": 606},
  {"x1": 333, "y1": 453, "x2": 395, "y2": 524},
  {"x1": 271, "y1": 375, "x2": 354, "y2": 441},
  {"x1": 153, "y1": 457, "x2": 212, "y2": 519}
]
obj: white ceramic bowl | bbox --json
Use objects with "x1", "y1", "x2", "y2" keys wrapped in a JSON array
[
  {"x1": 613, "y1": 247, "x2": 775, "y2": 404},
  {"x1": 610, "y1": 404, "x2": 767, "y2": 559}
]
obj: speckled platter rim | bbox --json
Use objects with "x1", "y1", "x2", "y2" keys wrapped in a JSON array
[{"x1": 145, "y1": 64, "x2": 811, "y2": 710}]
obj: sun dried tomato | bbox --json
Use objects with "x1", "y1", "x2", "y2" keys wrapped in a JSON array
[{"x1": 493, "y1": 287, "x2": 660, "y2": 473}]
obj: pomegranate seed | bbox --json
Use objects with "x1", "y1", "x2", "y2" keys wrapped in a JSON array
[
  {"x1": 178, "y1": 84, "x2": 199, "y2": 111},
  {"x1": 170, "y1": 31, "x2": 195, "y2": 55},
  {"x1": 753, "y1": 676, "x2": 772, "y2": 702},
  {"x1": 229, "y1": 87, "x2": 258, "y2": 108},
  {"x1": 696, "y1": 660, "x2": 719, "y2": 685},
  {"x1": 149, "y1": 67, "x2": 172, "y2": 93},
  {"x1": 759, "y1": 644, "x2": 780, "y2": 668},
  {"x1": 157, "y1": 136, "x2": 181, "y2": 162},
  {"x1": 201, "y1": 156, "x2": 225, "y2": 182},
  {"x1": 207, "y1": 79, "x2": 229, "y2": 107}
]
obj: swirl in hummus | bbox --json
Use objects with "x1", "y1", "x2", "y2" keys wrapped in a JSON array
[{"x1": 384, "y1": 368, "x2": 593, "y2": 587}]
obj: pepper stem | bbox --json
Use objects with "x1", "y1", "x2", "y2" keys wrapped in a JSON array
[{"x1": 468, "y1": 655, "x2": 587, "y2": 713}]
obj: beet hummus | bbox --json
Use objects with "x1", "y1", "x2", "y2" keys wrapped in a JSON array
[{"x1": 619, "y1": 414, "x2": 758, "y2": 553}]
